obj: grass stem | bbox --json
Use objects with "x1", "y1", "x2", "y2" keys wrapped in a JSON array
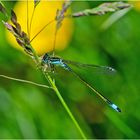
[
  {"x1": 27, "y1": 44, "x2": 87, "y2": 139},
  {"x1": 46, "y1": 74, "x2": 87, "y2": 139},
  {"x1": 0, "y1": 74, "x2": 52, "y2": 89}
]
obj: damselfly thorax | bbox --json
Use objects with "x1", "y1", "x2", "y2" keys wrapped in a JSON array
[{"x1": 41, "y1": 53, "x2": 71, "y2": 73}]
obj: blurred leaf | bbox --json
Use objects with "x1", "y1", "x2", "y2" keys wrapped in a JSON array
[
  {"x1": 0, "y1": 2, "x2": 6, "y2": 15},
  {"x1": 105, "y1": 110, "x2": 139, "y2": 138},
  {"x1": 101, "y1": 7, "x2": 132, "y2": 30}
]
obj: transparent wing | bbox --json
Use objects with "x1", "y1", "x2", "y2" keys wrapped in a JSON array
[
  {"x1": 47, "y1": 60, "x2": 121, "y2": 112},
  {"x1": 63, "y1": 59, "x2": 116, "y2": 75},
  {"x1": 69, "y1": 69, "x2": 121, "y2": 112}
]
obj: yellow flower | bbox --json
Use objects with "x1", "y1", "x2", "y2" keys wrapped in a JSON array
[
  {"x1": 6, "y1": 1, "x2": 73, "y2": 56},
  {"x1": 130, "y1": 1, "x2": 140, "y2": 11}
]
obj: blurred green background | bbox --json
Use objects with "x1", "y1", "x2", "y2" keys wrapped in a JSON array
[{"x1": 0, "y1": 1, "x2": 140, "y2": 139}]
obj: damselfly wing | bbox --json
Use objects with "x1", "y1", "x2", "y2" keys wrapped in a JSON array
[{"x1": 42, "y1": 53, "x2": 121, "y2": 112}]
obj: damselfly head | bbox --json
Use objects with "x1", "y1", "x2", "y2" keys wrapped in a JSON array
[{"x1": 42, "y1": 53, "x2": 50, "y2": 63}]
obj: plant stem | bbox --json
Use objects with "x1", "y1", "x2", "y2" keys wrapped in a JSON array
[
  {"x1": 46, "y1": 74, "x2": 87, "y2": 139},
  {"x1": 30, "y1": 19, "x2": 55, "y2": 43},
  {"x1": 0, "y1": 74, "x2": 52, "y2": 89},
  {"x1": 27, "y1": 44, "x2": 87, "y2": 139},
  {"x1": 26, "y1": 44, "x2": 40, "y2": 64}
]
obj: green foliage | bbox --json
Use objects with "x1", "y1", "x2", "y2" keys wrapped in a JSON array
[{"x1": 0, "y1": 1, "x2": 140, "y2": 139}]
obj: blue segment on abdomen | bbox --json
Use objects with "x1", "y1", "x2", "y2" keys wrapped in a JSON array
[{"x1": 110, "y1": 103, "x2": 121, "y2": 112}]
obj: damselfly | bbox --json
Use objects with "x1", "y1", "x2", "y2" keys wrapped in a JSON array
[
  {"x1": 41, "y1": 53, "x2": 121, "y2": 112},
  {"x1": 23, "y1": 1, "x2": 121, "y2": 113}
]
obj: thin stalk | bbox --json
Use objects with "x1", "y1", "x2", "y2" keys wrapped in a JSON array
[
  {"x1": 0, "y1": 74, "x2": 52, "y2": 89},
  {"x1": 26, "y1": 0, "x2": 30, "y2": 38},
  {"x1": 30, "y1": 19, "x2": 55, "y2": 43},
  {"x1": 46, "y1": 74, "x2": 87, "y2": 139},
  {"x1": 52, "y1": 27, "x2": 57, "y2": 56},
  {"x1": 29, "y1": 7, "x2": 35, "y2": 39}
]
